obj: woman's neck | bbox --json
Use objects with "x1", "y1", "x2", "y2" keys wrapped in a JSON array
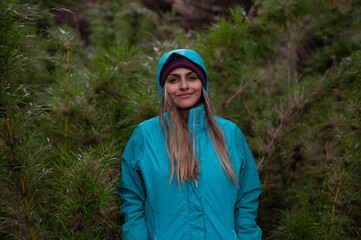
[
  {"x1": 179, "y1": 109, "x2": 189, "y2": 123},
  {"x1": 179, "y1": 102, "x2": 202, "y2": 122}
]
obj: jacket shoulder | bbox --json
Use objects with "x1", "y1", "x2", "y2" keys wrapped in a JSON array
[
  {"x1": 137, "y1": 115, "x2": 160, "y2": 128},
  {"x1": 214, "y1": 116, "x2": 248, "y2": 145},
  {"x1": 135, "y1": 115, "x2": 164, "y2": 140},
  {"x1": 122, "y1": 116, "x2": 162, "y2": 167},
  {"x1": 214, "y1": 116, "x2": 240, "y2": 133}
]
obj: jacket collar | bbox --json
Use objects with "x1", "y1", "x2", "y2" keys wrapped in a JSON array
[
  {"x1": 163, "y1": 105, "x2": 207, "y2": 131},
  {"x1": 188, "y1": 105, "x2": 206, "y2": 131}
]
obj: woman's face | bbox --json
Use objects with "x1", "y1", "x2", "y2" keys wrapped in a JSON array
[{"x1": 165, "y1": 67, "x2": 202, "y2": 111}]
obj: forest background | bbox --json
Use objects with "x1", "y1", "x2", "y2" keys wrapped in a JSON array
[{"x1": 1, "y1": 0, "x2": 360, "y2": 239}]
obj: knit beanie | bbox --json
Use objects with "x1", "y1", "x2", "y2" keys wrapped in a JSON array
[{"x1": 159, "y1": 56, "x2": 206, "y2": 88}]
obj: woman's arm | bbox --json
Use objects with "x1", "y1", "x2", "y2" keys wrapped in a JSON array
[
  {"x1": 234, "y1": 127, "x2": 262, "y2": 240},
  {"x1": 118, "y1": 126, "x2": 149, "y2": 240}
]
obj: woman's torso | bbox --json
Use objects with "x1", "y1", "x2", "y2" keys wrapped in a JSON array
[{"x1": 133, "y1": 106, "x2": 243, "y2": 240}]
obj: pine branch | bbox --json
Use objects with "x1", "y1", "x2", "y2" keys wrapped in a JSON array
[
  {"x1": 64, "y1": 41, "x2": 71, "y2": 149},
  {"x1": 330, "y1": 112, "x2": 359, "y2": 236},
  {"x1": 257, "y1": 90, "x2": 309, "y2": 170},
  {"x1": 5, "y1": 120, "x2": 36, "y2": 240},
  {"x1": 221, "y1": 77, "x2": 257, "y2": 107}
]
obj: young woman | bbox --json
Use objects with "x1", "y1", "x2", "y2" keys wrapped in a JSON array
[{"x1": 118, "y1": 49, "x2": 262, "y2": 240}]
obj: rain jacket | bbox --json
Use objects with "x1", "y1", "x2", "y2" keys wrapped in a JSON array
[{"x1": 118, "y1": 49, "x2": 262, "y2": 240}]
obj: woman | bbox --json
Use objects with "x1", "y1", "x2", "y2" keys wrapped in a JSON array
[{"x1": 118, "y1": 49, "x2": 262, "y2": 240}]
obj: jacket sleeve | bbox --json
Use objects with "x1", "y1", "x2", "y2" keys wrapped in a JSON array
[
  {"x1": 118, "y1": 125, "x2": 149, "y2": 240},
  {"x1": 234, "y1": 127, "x2": 262, "y2": 240}
]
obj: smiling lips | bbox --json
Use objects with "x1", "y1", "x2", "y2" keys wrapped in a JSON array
[{"x1": 177, "y1": 93, "x2": 193, "y2": 98}]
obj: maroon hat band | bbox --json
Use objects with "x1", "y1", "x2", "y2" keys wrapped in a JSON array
[{"x1": 159, "y1": 56, "x2": 206, "y2": 88}]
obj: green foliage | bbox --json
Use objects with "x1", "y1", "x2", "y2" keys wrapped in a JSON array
[
  {"x1": 89, "y1": 0, "x2": 156, "y2": 48},
  {"x1": 0, "y1": 0, "x2": 37, "y2": 81},
  {"x1": 1, "y1": 0, "x2": 360, "y2": 239},
  {"x1": 270, "y1": 208, "x2": 322, "y2": 240},
  {"x1": 89, "y1": 0, "x2": 183, "y2": 51},
  {"x1": 50, "y1": 146, "x2": 121, "y2": 239}
]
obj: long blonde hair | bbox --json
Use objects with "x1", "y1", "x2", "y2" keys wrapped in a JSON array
[{"x1": 160, "y1": 87, "x2": 238, "y2": 186}]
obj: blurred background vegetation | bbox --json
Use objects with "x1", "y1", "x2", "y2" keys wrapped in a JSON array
[{"x1": 1, "y1": 0, "x2": 360, "y2": 239}]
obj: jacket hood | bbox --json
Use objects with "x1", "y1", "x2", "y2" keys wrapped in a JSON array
[{"x1": 156, "y1": 49, "x2": 208, "y2": 98}]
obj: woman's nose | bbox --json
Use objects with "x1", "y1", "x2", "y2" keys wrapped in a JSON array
[{"x1": 180, "y1": 78, "x2": 188, "y2": 89}]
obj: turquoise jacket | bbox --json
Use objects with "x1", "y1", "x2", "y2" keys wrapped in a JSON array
[{"x1": 118, "y1": 49, "x2": 262, "y2": 240}]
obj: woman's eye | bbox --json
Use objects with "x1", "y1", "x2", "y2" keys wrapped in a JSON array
[
  {"x1": 167, "y1": 78, "x2": 177, "y2": 83},
  {"x1": 188, "y1": 75, "x2": 198, "y2": 81}
]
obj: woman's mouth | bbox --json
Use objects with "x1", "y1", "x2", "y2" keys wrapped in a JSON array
[{"x1": 177, "y1": 93, "x2": 193, "y2": 98}]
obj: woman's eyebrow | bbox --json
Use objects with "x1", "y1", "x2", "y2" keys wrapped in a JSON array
[{"x1": 168, "y1": 73, "x2": 179, "y2": 77}]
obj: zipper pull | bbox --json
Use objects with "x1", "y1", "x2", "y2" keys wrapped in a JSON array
[{"x1": 195, "y1": 179, "x2": 198, "y2": 188}]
